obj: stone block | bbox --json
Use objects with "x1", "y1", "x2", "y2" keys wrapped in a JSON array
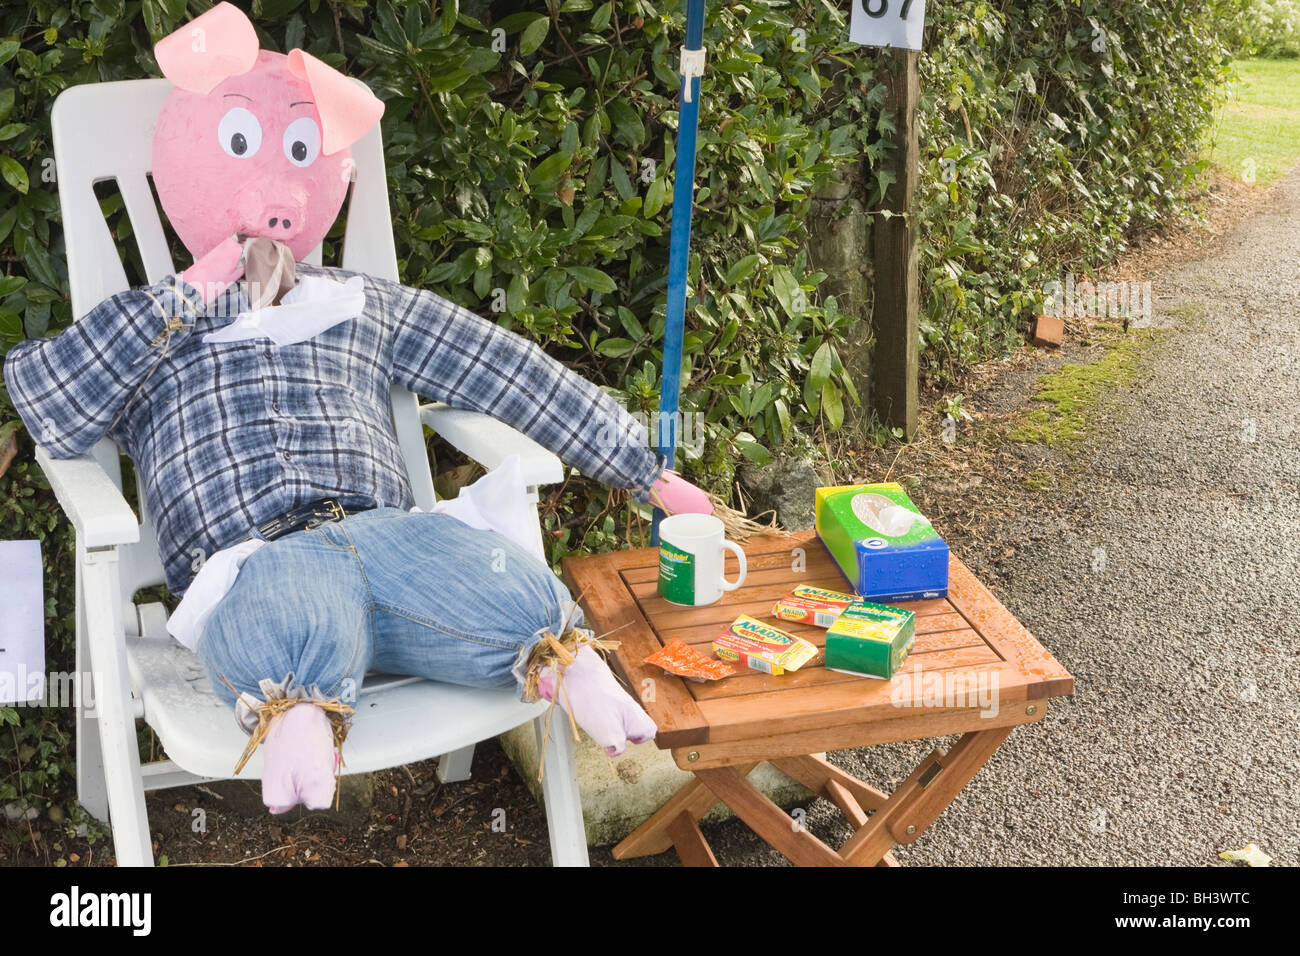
[{"x1": 498, "y1": 724, "x2": 815, "y2": 849}]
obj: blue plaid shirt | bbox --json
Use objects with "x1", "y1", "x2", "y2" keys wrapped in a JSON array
[{"x1": 4, "y1": 265, "x2": 664, "y2": 596}]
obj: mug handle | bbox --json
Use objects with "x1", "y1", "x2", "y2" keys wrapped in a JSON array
[{"x1": 719, "y1": 540, "x2": 747, "y2": 591}]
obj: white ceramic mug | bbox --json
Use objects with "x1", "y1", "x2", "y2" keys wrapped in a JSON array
[{"x1": 657, "y1": 513, "x2": 747, "y2": 606}]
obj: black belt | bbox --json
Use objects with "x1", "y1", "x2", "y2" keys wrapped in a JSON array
[{"x1": 253, "y1": 497, "x2": 370, "y2": 542}]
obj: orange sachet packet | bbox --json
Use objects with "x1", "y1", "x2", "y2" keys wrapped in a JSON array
[{"x1": 644, "y1": 639, "x2": 737, "y2": 683}]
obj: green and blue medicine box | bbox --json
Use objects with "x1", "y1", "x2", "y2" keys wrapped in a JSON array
[
  {"x1": 824, "y1": 601, "x2": 916, "y2": 679},
  {"x1": 815, "y1": 482, "x2": 949, "y2": 603}
]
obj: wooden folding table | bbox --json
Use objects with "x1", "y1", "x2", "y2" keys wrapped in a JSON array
[{"x1": 562, "y1": 530, "x2": 1073, "y2": 866}]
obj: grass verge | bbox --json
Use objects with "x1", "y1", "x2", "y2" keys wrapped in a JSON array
[{"x1": 1207, "y1": 57, "x2": 1300, "y2": 185}]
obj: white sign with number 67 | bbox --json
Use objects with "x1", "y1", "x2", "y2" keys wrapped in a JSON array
[{"x1": 850, "y1": 0, "x2": 927, "y2": 51}]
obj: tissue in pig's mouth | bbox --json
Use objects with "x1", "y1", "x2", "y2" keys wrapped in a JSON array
[{"x1": 240, "y1": 235, "x2": 296, "y2": 308}]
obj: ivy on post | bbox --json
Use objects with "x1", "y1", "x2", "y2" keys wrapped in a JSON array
[{"x1": 852, "y1": 0, "x2": 925, "y2": 439}]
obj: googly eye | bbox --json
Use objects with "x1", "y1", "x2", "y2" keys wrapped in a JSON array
[
  {"x1": 283, "y1": 116, "x2": 321, "y2": 167},
  {"x1": 218, "y1": 107, "x2": 262, "y2": 159}
]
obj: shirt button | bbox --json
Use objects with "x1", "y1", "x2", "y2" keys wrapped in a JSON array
[
  {"x1": 272, "y1": 402, "x2": 281, "y2": 413},
  {"x1": 283, "y1": 452, "x2": 292, "y2": 462},
  {"x1": 264, "y1": 349, "x2": 272, "y2": 358}
]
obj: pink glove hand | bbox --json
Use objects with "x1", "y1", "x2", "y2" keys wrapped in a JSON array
[
  {"x1": 260, "y1": 703, "x2": 338, "y2": 814},
  {"x1": 538, "y1": 646, "x2": 657, "y2": 757},
  {"x1": 181, "y1": 234, "x2": 244, "y2": 305},
  {"x1": 649, "y1": 470, "x2": 713, "y2": 516}
]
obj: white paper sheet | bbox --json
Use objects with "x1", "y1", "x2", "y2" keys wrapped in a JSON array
[
  {"x1": 849, "y1": 0, "x2": 927, "y2": 51},
  {"x1": 0, "y1": 539, "x2": 45, "y2": 706}
]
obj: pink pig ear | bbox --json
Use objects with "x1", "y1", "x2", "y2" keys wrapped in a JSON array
[
  {"x1": 154, "y1": 2, "x2": 259, "y2": 95},
  {"x1": 287, "y1": 49, "x2": 385, "y2": 155}
]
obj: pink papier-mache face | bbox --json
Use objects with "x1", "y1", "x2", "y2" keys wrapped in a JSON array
[{"x1": 150, "y1": 2, "x2": 384, "y2": 262}]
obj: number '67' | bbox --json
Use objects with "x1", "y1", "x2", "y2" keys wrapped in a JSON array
[{"x1": 861, "y1": 0, "x2": 915, "y2": 18}]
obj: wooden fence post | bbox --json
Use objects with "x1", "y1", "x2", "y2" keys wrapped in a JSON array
[{"x1": 870, "y1": 48, "x2": 920, "y2": 438}]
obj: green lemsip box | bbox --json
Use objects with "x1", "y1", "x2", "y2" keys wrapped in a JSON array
[{"x1": 823, "y1": 601, "x2": 916, "y2": 680}]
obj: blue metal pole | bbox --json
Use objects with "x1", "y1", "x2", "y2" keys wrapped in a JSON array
[{"x1": 652, "y1": 0, "x2": 706, "y2": 547}]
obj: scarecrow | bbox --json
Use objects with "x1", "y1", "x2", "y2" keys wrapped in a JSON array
[{"x1": 4, "y1": 3, "x2": 712, "y2": 812}]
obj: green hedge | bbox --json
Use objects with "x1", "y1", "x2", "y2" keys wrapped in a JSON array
[
  {"x1": 1222, "y1": 0, "x2": 1300, "y2": 56},
  {"x1": 0, "y1": 0, "x2": 1233, "y2": 820},
  {"x1": 914, "y1": 0, "x2": 1234, "y2": 369}
]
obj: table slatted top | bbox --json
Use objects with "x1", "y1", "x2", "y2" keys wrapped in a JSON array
[{"x1": 563, "y1": 531, "x2": 1072, "y2": 749}]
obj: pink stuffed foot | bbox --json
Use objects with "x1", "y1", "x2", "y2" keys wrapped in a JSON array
[
  {"x1": 260, "y1": 702, "x2": 338, "y2": 814},
  {"x1": 649, "y1": 470, "x2": 712, "y2": 515},
  {"x1": 539, "y1": 646, "x2": 657, "y2": 757}
]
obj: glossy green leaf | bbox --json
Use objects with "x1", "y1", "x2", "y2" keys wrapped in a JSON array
[
  {"x1": 519, "y1": 16, "x2": 549, "y2": 56},
  {"x1": 527, "y1": 151, "x2": 572, "y2": 189},
  {"x1": 567, "y1": 266, "x2": 617, "y2": 293},
  {"x1": 0, "y1": 155, "x2": 28, "y2": 194},
  {"x1": 724, "y1": 254, "x2": 760, "y2": 287}
]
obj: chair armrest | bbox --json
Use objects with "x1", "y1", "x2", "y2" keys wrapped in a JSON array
[
  {"x1": 35, "y1": 446, "x2": 140, "y2": 548},
  {"x1": 419, "y1": 402, "x2": 564, "y2": 487}
]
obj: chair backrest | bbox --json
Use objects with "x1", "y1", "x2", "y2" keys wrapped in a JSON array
[{"x1": 49, "y1": 78, "x2": 436, "y2": 620}]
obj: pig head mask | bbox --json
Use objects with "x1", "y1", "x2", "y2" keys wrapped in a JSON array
[{"x1": 151, "y1": 2, "x2": 385, "y2": 262}]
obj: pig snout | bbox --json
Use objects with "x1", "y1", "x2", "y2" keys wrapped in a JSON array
[
  {"x1": 257, "y1": 206, "x2": 305, "y2": 235},
  {"x1": 235, "y1": 187, "x2": 308, "y2": 244}
]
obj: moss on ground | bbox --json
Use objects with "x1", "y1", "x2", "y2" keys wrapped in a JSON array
[
  {"x1": 1007, "y1": 329, "x2": 1164, "y2": 447},
  {"x1": 1023, "y1": 467, "x2": 1060, "y2": 492}
]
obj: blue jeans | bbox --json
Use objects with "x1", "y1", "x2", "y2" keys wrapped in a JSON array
[{"x1": 196, "y1": 507, "x2": 583, "y2": 708}]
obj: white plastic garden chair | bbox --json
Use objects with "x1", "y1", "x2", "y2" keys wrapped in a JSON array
[{"x1": 36, "y1": 77, "x2": 587, "y2": 867}]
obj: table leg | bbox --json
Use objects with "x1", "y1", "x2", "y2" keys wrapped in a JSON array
[
  {"x1": 771, "y1": 754, "x2": 890, "y2": 813},
  {"x1": 694, "y1": 766, "x2": 849, "y2": 867},
  {"x1": 839, "y1": 726, "x2": 1013, "y2": 865},
  {"x1": 612, "y1": 762, "x2": 759, "y2": 860},
  {"x1": 824, "y1": 779, "x2": 870, "y2": 829},
  {"x1": 666, "y1": 813, "x2": 719, "y2": 867},
  {"x1": 617, "y1": 725, "x2": 1014, "y2": 867}
]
